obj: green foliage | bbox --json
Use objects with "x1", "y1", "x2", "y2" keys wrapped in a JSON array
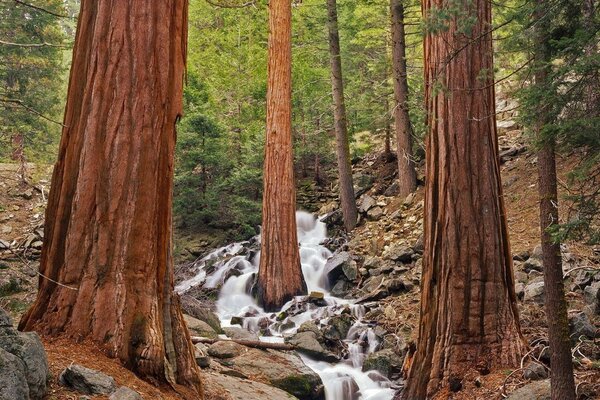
[{"x1": 0, "y1": 0, "x2": 68, "y2": 163}]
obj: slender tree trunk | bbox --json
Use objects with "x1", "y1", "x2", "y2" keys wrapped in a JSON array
[
  {"x1": 534, "y1": 1, "x2": 576, "y2": 398},
  {"x1": 256, "y1": 0, "x2": 306, "y2": 312},
  {"x1": 18, "y1": 1, "x2": 202, "y2": 397},
  {"x1": 384, "y1": 97, "x2": 392, "y2": 159},
  {"x1": 326, "y1": 0, "x2": 357, "y2": 232},
  {"x1": 11, "y1": 133, "x2": 27, "y2": 184},
  {"x1": 390, "y1": 0, "x2": 416, "y2": 198},
  {"x1": 583, "y1": 0, "x2": 599, "y2": 114},
  {"x1": 400, "y1": 1, "x2": 524, "y2": 398}
]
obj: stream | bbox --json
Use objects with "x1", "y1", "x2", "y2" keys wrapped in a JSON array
[{"x1": 176, "y1": 211, "x2": 396, "y2": 400}]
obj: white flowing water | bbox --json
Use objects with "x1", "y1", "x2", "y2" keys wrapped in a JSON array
[{"x1": 176, "y1": 211, "x2": 395, "y2": 400}]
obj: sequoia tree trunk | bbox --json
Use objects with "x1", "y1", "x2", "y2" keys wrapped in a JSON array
[
  {"x1": 256, "y1": 0, "x2": 306, "y2": 312},
  {"x1": 400, "y1": 1, "x2": 524, "y2": 398},
  {"x1": 18, "y1": 1, "x2": 202, "y2": 397},
  {"x1": 534, "y1": 1, "x2": 576, "y2": 398},
  {"x1": 390, "y1": 0, "x2": 416, "y2": 197},
  {"x1": 327, "y1": 0, "x2": 358, "y2": 231}
]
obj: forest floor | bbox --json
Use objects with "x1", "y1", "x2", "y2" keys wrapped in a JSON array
[{"x1": 1, "y1": 123, "x2": 599, "y2": 399}]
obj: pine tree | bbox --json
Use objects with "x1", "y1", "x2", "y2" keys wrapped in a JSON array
[{"x1": 19, "y1": 2, "x2": 202, "y2": 396}]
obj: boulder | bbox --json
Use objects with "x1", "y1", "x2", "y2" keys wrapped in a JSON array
[
  {"x1": 323, "y1": 314, "x2": 353, "y2": 341},
  {"x1": 382, "y1": 244, "x2": 413, "y2": 263},
  {"x1": 522, "y1": 362, "x2": 547, "y2": 380},
  {"x1": 506, "y1": 380, "x2": 550, "y2": 400},
  {"x1": 184, "y1": 314, "x2": 218, "y2": 339},
  {"x1": 584, "y1": 282, "x2": 600, "y2": 314},
  {"x1": 569, "y1": 312, "x2": 597, "y2": 340},
  {"x1": 359, "y1": 195, "x2": 377, "y2": 213},
  {"x1": 208, "y1": 341, "x2": 245, "y2": 359},
  {"x1": 522, "y1": 258, "x2": 543, "y2": 273},
  {"x1": 224, "y1": 326, "x2": 259, "y2": 341},
  {"x1": 180, "y1": 295, "x2": 223, "y2": 333},
  {"x1": 59, "y1": 364, "x2": 117, "y2": 395},
  {"x1": 362, "y1": 349, "x2": 403, "y2": 378},
  {"x1": 515, "y1": 282, "x2": 525, "y2": 300},
  {"x1": 285, "y1": 331, "x2": 338, "y2": 362},
  {"x1": 203, "y1": 371, "x2": 300, "y2": 400},
  {"x1": 227, "y1": 349, "x2": 323, "y2": 400},
  {"x1": 109, "y1": 386, "x2": 143, "y2": 400},
  {"x1": 0, "y1": 308, "x2": 49, "y2": 399},
  {"x1": 524, "y1": 281, "x2": 545, "y2": 304},
  {"x1": 324, "y1": 252, "x2": 358, "y2": 284},
  {"x1": 0, "y1": 348, "x2": 29, "y2": 400},
  {"x1": 330, "y1": 280, "x2": 353, "y2": 298}
]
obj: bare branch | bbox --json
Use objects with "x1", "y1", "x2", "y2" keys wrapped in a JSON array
[
  {"x1": 0, "y1": 39, "x2": 70, "y2": 48},
  {"x1": 204, "y1": 0, "x2": 256, "y2": 8},
  {"x1": 1, "y1": 98, "x2": 66, "y2": 127},
  {"x1": 10, "y1": 0, "x2": 72, "y2": 18}
]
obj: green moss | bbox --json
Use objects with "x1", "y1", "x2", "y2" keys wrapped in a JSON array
[{"x1": 273, "y1": 375, "x2": 315, "y2": 399}]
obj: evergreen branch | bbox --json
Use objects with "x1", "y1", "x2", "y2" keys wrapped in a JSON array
[
  {"x1": 10, "y1": 0, "x2": 72, "y2": 18},
  {"x1": 0, "y1": 98, "x2": 66, "y2": 127},
  {"x1": 204, "y1": 0, "x2": 256, "y2": 8},
  {"x1": 0, "y1": 39, "x2": 70, "y2": 48}
]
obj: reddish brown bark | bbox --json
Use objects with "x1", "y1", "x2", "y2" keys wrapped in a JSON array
[
  {"x1": 256, "y1": 0, "x2": 306, "y2": 312},
  {"x1": 534, "y1": 1, "x2": 576, "y2": 398},
  {"x1": 18, "y1": 1, "x2": 202, "y2": 397},
  {"x1": 327, "y1": 0, "x2": 358, "y2": 232},
  {"x1": 400, "y1": 1, "x2": 524, "y2": 398},
  {"x1": 390, "y1": 0, "x2": 416, "y2": 198}
]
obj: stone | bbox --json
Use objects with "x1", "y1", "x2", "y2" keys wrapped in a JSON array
[
  {"x1": 359, "y1": 195, "x2": 377, "y2": 213},
  {"x1": 324, "y1": 252, "x2": 358, "y2": 284},
  {"x1": 180, "y1": 295, "x2": 223, "y2": 333},
  {"x1": 323, "y1": 314, "x2": 353, "y2": 341},
  {"x1": 203, "y1": 371, "x2": 301, "y2": 400},
  {"x1": 362, "y1": 349, "x2": 403, "y2": 378},
  {"x1": 522, "y1": 258, "x2": 543, "y2": 273},
  {"x1": 403, "y1": 192, "x2": 416, "y2": 206},
  {"x1": 515, "y1": 282, "x2": 525, "y2": 300},
  {"x1": 0, "y1": 308, "x2": 49, "y2": 400},
  {"x1": 286, "y1": 331, "x2": 338, "y2": 362},
  {"x1": 569, "y1": 312, "x2": 597, "y2": 339},
  {"x1": 506, "y1": 380, "x2": 550, "y2": 400},
  {"x1": 184, "y1": 314, "x2": 218, "y2": 339},
  {"x1": 522, "y1": 362, "x2": 547, "y2": 380},
  {"x1": 223, "y1": 326, "x2": 259, "y2": 341},
  {"x1": 227, "y1": 349, "x2": 322, "y2": 399},
  {"x1": 109, "y1": 386, "x2": 142, "y2": 400},
  {"x1": 0, "y1": 239, "x2": 10, "y2": 249},
  {"x1": 531, "y1": 245, "x2": 543, "y2": 260},
  {"x1": 382, "y1": 244, "x2": 413, "y2": 263},
  {"x1": 59, "y1": 364, "x2": 116, "y2": 395},
  {"x1": 353, "y1": 173, "x2": 374, "y2": 195},
  {"x1": 330, "y1": 280, "x2": 353, "y2": 298},
  {"x1": 0, "y1": 347, "x2": 29, "y2": 400},
  {"x1": 584, "y1": 282, "x2": 600, "y2": 314},
  {"x1": 497, "y1": 120, "x2": 518, "y2": 132},
  {"x1": 207, "y1": 341, "x2": 245, "y2": 359},
  {"x1": 366, "y1": 206, "x2": 383, "y2": 220},
  {"x1": 524, "y1": 281, "x2": 545, "y2": 304},
  {"x1": 309, "y1": 291, "x2": 324, "y2": 299}
]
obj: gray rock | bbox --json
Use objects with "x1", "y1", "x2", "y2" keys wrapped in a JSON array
[
  {"x1": 184, "y1": 314, "x2": 218, "y2": 339},
  {"x1": 506, "y1": 380, "x2": 550, "y2": 400},
  {"x1": 323, "y1": 314, "x2": 353, "y2": 341},
  {"x1": 330, "y1": 280, "x2": 353, "y2": 298},
  {"x1": 286, "y1": 331, "x2": 338, "y2": 362},
  {"x1": 570, "y1": 312, "x2": 597, "y2": 339},
  {"x1": 0, "y1": 347, "x2": 29, "y2": 400},
  {"x1": 515, "y1": 282, "x2": 525, "y2": 300},
  {"x1": 227, "y1": 349, "x2": 322, "y2": 399},
  {"x1": 362, "y1": 349, "x2": 403, "y2": 378},
  {"x1": 584, "y1": 282, "x2": 600, "y2": 314},
  {"x1": 522, "y1": 362, "x2": 547, "y2": 380},
  {"x1": 523, "y1": 258, "x2": 543, "y2": 273},
  {"x1": 382, "y1": 244, "x2": 413, "y2": 263},
  {"x1": 366, "y1": 207, "x2": 383, "y2": 220},
  {"x1": 324, "y1": 252, "x2": 358, "y2": 284},
  {"x1": 531, "y1": 245, "x2": 543, "y2": 260},
  {"x1": 180, "y1": 295, "x2": 223, "y2": 333},
  {"x1": 224, "y1": 326, "x2": 259, "y2": 341},
  {"x1": 524, "y1": 281, "x2": 545, "y2": 304},
  {"x1": 59, "y1": 364, "x2": 116, "y2": 395},
  {"x1": 207, "y1": 341, "x2": 245, "y2": 359},
  {"x1": 0, "y1": 311, "x2": 49, "y2": 400},
  {"x1": 203, "y1": 371, "x2": 300, "y2": 400},
  {"x1": 359, "y1": 195, "x2": 377, "y2": 213},
  {"x1": 109, "y1": 386, "x2": 142, "y2": 400}
]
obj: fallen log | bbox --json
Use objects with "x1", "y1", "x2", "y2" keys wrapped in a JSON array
[{"x1": 191, "y1": 336, "x2": 296, "y2": 351}]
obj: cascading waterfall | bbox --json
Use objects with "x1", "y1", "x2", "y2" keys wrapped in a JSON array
[{"x1": 176, "y1": 211, "x2": 395, "y2": 400}]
